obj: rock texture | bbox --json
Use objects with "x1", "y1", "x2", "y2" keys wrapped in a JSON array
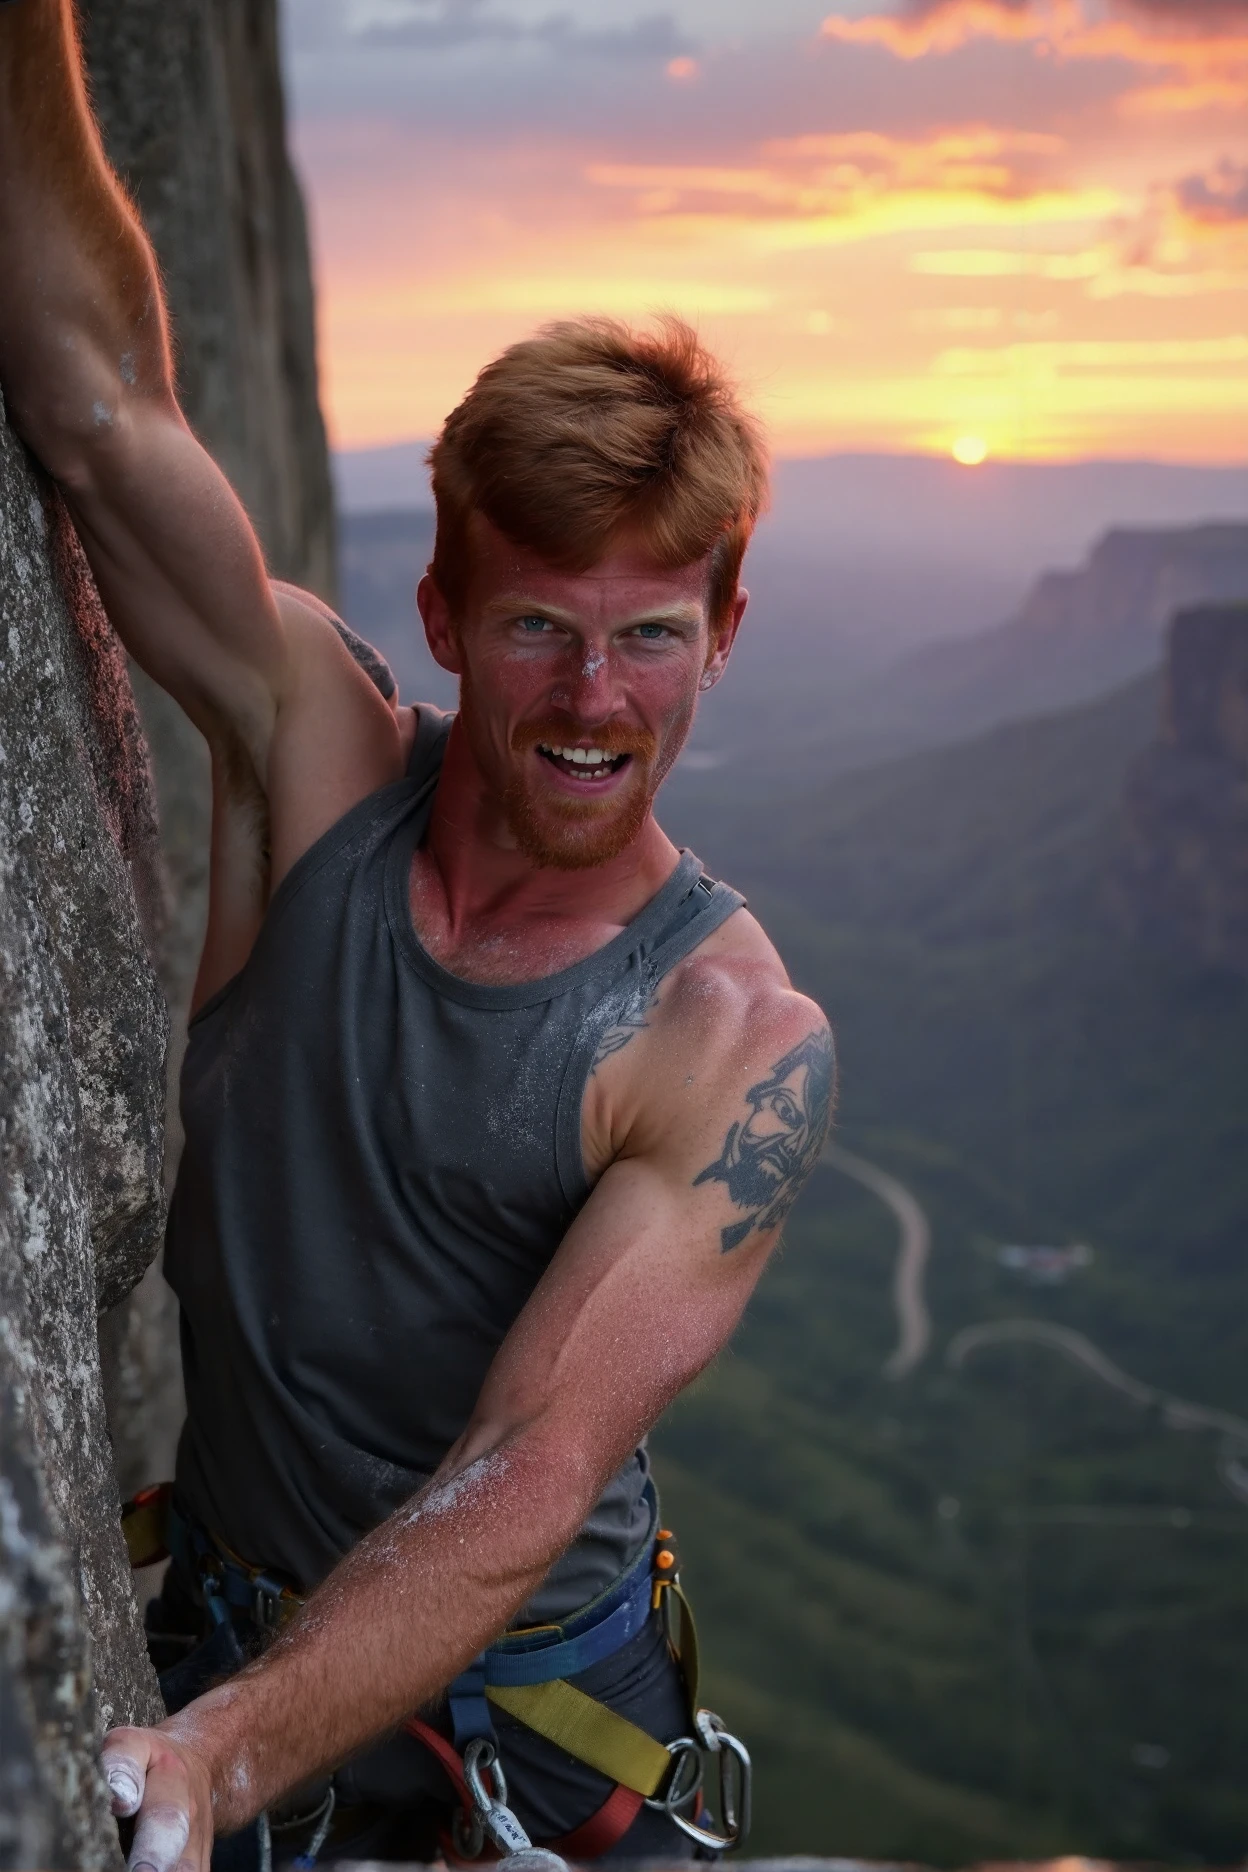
[
  {"x1": 0, "y1": 4, "x2": 334, "y2": 1856},
  {"x1": 1118, "y1": 603, "x2": 1248, "y2": 974},
  {"x1": 80, "y1": 0, "x2": 339, "y2": 1496},
  {"x1": 0, "y1": 399, "x2": 167, "y2": 1866},
  {"x1": 859, "y1": 523, "x2": 1248, "y2": 754}
]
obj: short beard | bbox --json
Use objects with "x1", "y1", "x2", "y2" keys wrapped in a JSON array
[
  {"x1": 501, "y1": 762, "x2": 654, "y2": 871},
  {"x1": 460, "y1": 668, "x2": 669, "y2": 871},
  {"x1": 504, "y1": 715, "x2": 661, "y2": 871}
]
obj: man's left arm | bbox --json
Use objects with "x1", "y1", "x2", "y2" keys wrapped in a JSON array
[{"x1": 101, "y1": 988, "x2": 833, "y2": 1872}]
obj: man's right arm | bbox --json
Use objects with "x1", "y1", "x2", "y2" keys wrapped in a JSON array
[
  {"x1": 0, "y1": 0, "x2": 287, "y2": 757},
  {"x1": 0, "y1": 1, "x2": 401, "y2": 872}
]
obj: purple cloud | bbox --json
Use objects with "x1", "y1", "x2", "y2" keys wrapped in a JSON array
[{"x1": 1175, "y1": 158, "x2": 1248, "y2": 224}]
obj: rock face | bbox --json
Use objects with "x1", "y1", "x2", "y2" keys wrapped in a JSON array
[
  {"x1": 0, "y1": 4, "x2": 334, "y2": 1856},
  {"x1": 866, "y1": 523, "x2": 1248, "y2": 752},
  {"x1": 80, "y1": 0, "x2": 340, "y2": 1497},
  {"x1": 0, "y1": 402, "x2": 167, "y2": 1865},
  {"x1": 1118, "y1": 604, "x2": 1248, "y2": 974}
]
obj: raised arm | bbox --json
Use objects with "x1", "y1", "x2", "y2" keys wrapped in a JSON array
[
  {"x1": 100, "y1": 972, "x2": 833, "y2": 1871},
  {"x1": 0, "y1": 2, "x2": 398, "y2": 875}
]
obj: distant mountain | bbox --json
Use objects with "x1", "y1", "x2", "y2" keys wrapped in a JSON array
[
  {"x1": 336, "y1": 507, "x2": 453, "y2": 708},
  {"x1": 336, "y1": 442, "x2": 1248, "y2": 572},
  {"x1": 657, "y1": 522, "x2": 1248, "y2": 823},
  {"x1": 335, "y1": 440, "x2": 433, "y2": 514},
  {"x1": 840, "y1": 523, "x2": 1248, "y2": 754},
  {"x1": 763, "y1": 453, "x2": 1248, "y2": 578}
]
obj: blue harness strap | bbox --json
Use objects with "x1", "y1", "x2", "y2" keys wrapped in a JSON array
[
  {"x1": 446, "y1": 1482, "x2": 660, "y2": 1743},
  {"x1": 447, "y1": 1656, "x2": 494, "y2": 1748},
  {"x1": 485, "y1": 1567, "x2": 654, "y2": 1684}
]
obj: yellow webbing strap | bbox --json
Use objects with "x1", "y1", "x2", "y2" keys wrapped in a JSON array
[
  {"x1": 486, "y1": 1680, "x2": 672, "y2": 1797},
  {"x1": 660, "y1": 1579, "x2": 700, "y2": 1713}
]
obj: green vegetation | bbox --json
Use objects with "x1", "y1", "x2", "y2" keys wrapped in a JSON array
[{"x1": 653, "y1": 674, "x2": 1248, "y2": 1861}]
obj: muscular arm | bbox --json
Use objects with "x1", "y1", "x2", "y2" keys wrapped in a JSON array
[
  {"x1": 101, "y1": 972, "x2": 833, "y2": 1871},
  {"x1": 0, "y1": 3, "x2": 398, "y2": 880}
]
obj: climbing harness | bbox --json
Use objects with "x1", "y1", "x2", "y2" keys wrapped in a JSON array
[
  {"x1": 400, "y1": 1501, "x2": 751, "y2": 1859},
  {"x1": 122, "y1": 1481, "x2": 751, "y2": 1860}
]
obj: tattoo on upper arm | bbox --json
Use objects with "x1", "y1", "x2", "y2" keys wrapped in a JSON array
[
  {"x1": 590, "y1": 982, "x2": 662, "y2": 1074},
  {"x1": 694, "y1": 1026, "x2": 835, "y2": 1252}
]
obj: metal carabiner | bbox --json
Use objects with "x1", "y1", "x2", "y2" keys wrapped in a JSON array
[
  {"x1": 647, "y1": 1711, "x2": 752, "y2": 1853},
  {"x1": 461, "y1": 1736, "x2": 534, "y2": 1858},
  {"x1": 698, "y1": 1710, "x2": 752, "y2": 1846},
  {"x1": 643, "y1": 1735, "x2": 704, "y2": 1821}
]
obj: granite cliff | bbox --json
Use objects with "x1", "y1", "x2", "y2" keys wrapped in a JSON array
[
  {"x1": 0, "y1": 409, "x2": 166, "y2": 1867},
  {"x1": 1, "y1": 2, "x2": 335, "y2": 1861}
]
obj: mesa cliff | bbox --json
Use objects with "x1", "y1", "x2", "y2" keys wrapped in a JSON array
[{"x1": 1118, "y1": 603, "x2": 1248, "y2": 975}]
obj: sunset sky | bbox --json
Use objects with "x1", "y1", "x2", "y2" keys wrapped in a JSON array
[{"x1": 284, "y1": 0, "x2": 1248, "y2": 463}]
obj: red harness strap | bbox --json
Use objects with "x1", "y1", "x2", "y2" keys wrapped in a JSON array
[
  {"x1": 403, "y1": 1715, "x2": 645, "y2": 1862},
  {"x1": 549, "y1": 1782, "x2": 645, "y2": 1859},
  {"x1": 404, "y1": 1715, "x2": 473, "y2": 1806}
]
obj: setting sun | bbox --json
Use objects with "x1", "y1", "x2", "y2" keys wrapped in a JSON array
[{"x1": 951, "y1": 435, "x2": 989, "y2": 466}]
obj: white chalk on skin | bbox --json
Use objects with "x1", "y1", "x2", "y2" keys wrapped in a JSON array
[
  {"x1": 104, "y1": 1759, "x2": 143, "y2": 1816},
  {"x1": 129, "y1": 1804, "x2": 190, "y2": 1872}
]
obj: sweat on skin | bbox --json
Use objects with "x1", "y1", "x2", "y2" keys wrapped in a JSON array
[{"x1": 0, "y1": 7, "x2": 834, "y2": 1865}]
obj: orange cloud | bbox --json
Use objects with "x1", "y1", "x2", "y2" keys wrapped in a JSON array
[
  {"x1": 905, "y1": 156, "x2": 1248, "y2": 301},
  {"x1": 586, "y1": 126, "x2": 1088, "y2": 237},
  {"x1": 821, "y1": 0, "x2": 1077, "y2": 57},
  {"x1": 820, "y1": 0, "x2": 1248, "y2": 80}
]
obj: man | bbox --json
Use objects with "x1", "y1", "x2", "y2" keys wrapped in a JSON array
[{"x1": 0, "y1": 6, "x2": 834, "y2": 1869}]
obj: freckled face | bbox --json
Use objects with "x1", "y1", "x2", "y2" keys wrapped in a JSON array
[{"x1": 426, "y1": 519, "x2": 725, "y2": 870}]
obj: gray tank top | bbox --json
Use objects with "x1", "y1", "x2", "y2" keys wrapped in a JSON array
[{"x1": 167, "y1": 707, "x2": 744, "y2": 1618}]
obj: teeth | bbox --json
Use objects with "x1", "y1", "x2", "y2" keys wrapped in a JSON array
[{"x1": 538, "y1": 744, "x2": 613, "y2": 766}]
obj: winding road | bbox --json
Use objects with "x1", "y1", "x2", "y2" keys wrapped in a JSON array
[
  {"x1": 947, "y1": 1317, "x2": 1248, "y2": 1504},
  {"x1": 815, "y1": 1151, "x2": 1248, "y2": 1507},
  {"x1": 822, "y1": 1143, "x2": 932, "y2": 1379}
]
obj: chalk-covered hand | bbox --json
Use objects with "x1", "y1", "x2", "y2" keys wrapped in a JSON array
[{"x1": 101, "y1": 1726, "x2": 214, "y2": 1872}]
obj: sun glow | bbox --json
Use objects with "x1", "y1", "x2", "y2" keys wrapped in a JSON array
[{"x1": 951, "y1": 434, "x2": 990, "y2": 465}]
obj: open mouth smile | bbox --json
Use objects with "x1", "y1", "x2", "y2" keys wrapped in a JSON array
[{"x1": 536, "y1": 743, "x2": 632, "y2": 784}]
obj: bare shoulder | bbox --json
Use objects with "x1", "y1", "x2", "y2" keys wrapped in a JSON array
[
  {"x1": 664, "y1": 912, "x2": 831, "y2": 1133},
  {"x1": 584, "y1": 902, "x2": 834, "y2": 1218}
]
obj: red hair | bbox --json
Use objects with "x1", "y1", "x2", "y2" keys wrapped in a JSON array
[{"x1": 428, "y1": 316, "x2": 768, "y2": 625}]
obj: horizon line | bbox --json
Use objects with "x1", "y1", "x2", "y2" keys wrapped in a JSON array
[{"x1": 332, "y1": 437, "x2": 1248, "y2": 473}]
